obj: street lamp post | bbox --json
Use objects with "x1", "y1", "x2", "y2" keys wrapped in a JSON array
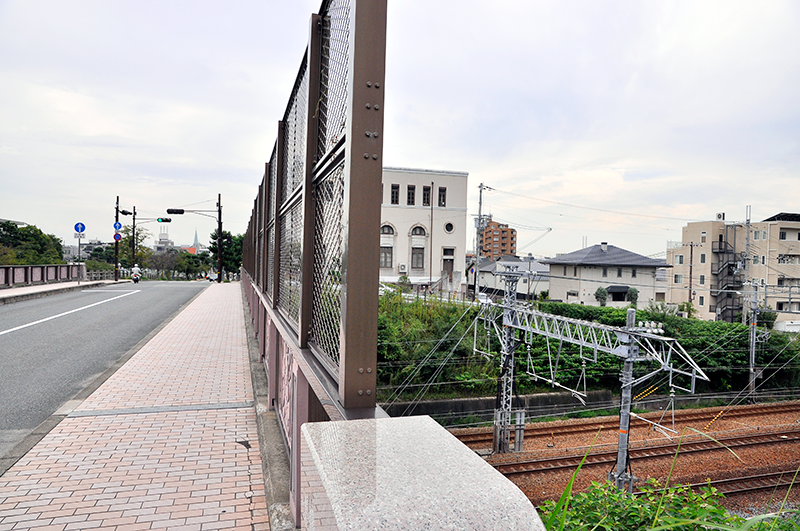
[{"x1": 167, "y1": 193, "x2": 223, "y2": 283}]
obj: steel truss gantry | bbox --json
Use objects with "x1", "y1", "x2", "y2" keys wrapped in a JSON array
[{"x1": 477, "y1": 267, "x2": 709, "y2": 491}]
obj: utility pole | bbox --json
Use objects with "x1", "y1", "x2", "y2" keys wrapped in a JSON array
[
  {"x1": 609, "y1": 308, "x2": 637, "y2": 492},
  {"x1": 114, "y1": 196, "x2": 120, "y2": 281},
  {"x1": 429, "y1": 181, "x2": 433, "y2": 286},
  {"x1": 474, "y1": 183, "x2": 490, "y2": 299},
  {"x1": 749, "y1": 283, "x2": 759, "y2": 397},
  {"x1": 493, "y1": 266, "x2": 522, "y2": 453},
  {"x1": 743, "y1": 206, "x2": 751, "y2": 325},
  {"x1": 217, "y1": 193, "x2": 223, "y2": 283},
  {"x1": 684, "y1": 242, "x2": 700, "y2": 303}
]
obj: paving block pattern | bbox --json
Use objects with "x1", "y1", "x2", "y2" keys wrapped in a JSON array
[{"x1": 0, "y1": 283, "x2": 270, "y2": 530}]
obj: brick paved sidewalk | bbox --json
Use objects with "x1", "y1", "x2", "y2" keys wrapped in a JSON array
[{"x1": 0, "y1": 283, "x2": 270, "y2": 530}]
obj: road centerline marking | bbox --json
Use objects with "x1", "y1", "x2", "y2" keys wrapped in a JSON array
[{"x1": 0, "y1": 290, "x2": 140, "y2": 336}]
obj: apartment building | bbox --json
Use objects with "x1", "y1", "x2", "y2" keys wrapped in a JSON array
[
  {"x1": 667, "y1": 213, "x2": 800, "y2": 330},
  {"x1": 478, "y1": 218, "x2": 517, "y2": 260},
  {"x1": 380, "y1": 167, "x2": 468, "y2": 292}
]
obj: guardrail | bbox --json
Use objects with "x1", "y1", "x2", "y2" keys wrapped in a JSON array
[{"x1": 0, "y1": 264, "x2": 86, "y2": 288}]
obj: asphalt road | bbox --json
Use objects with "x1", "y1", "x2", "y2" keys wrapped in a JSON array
[{"x1": 0, "y1": 281, "x2": 209, "y2": 461}]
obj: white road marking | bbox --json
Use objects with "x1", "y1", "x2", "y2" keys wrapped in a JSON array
[{"x1": 0, "y1": 290, "x2": 140, "y2": 336}]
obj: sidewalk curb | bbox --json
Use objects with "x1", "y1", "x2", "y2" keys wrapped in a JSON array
[
  {"x1": 0, "y1": 280, "x2": 131, "y2": 305},
  {"x1": 0, "y1": 283, "x2": 209, "y2": 477},
  {"x1": 241, "y1": 285, "x2": 294, "y2": 531}
]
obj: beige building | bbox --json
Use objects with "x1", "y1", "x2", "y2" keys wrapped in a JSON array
[
  {"x1": 380, "y1": 167, "x2": 468, "y2": 292},
  {"x1": 542, "y1": 242, "x2": 669, "y2": 307},
  {"x1": 667, "y1": 213, "x2": 800, "y2": 330}
]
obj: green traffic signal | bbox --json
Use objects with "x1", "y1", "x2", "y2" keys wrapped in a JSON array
[{"x1": 157, "y1": 217, "x2": 172, "y2": 223}]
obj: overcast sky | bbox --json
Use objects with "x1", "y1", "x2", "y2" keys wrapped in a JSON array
[{"x1": 1, "y1": 1, "x2": 798, "y2": 258}]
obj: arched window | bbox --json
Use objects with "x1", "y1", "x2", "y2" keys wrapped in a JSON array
[
  {"x1": 381, "y1": 225, "x2": 394, "y2": 235},
  {"x1": 411, "y1": 226, "x2": 426, "y2": 236}
]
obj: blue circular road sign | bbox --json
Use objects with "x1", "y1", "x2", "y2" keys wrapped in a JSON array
[
  {"x1": 74, "y1": 222, "x2": 86, "y2": 233},
  {"x1": 114, "y1": 222, "x2": 122, "y2": 230},
  {"x1": 113, "y1": 233, "x2": 122, "y2": 241}
]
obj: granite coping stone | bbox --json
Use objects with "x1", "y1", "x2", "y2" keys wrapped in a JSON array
[{"x1": 301, "y1": 415, "x2": 545, "y2": 530}]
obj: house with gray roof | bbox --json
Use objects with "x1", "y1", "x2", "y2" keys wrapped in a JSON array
[{"x1": 541, "y1": 242, "x2": 669, "y2": 307}]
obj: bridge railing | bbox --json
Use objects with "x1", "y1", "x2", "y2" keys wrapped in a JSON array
[{"x1": 0, "y1": 264, "x2": 85, "y2": 288}]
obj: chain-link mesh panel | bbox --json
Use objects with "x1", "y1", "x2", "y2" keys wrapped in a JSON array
[
  {"x1": 268, "y1": 144, "x2": 278, "y2": 223},
  {"x1": 278, "y1": 200, "x2": 302, "y2": 327},
  {"x1": 266, "y1": 225, "x2": 274, "y2": 299},
  {"x1": 318, "y1": 0, "x2": 351, "y2": 158},
  {"x1": 309, "y1": 162, "x2": 345, "y2": 368},
  {"x1": 282, "y1": 61, "x2": 309, "y2": 205}
]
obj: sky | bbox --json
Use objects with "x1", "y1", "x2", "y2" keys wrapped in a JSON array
[{"x1": 1, "y1": 1, "x2": 798, "y2": 258}]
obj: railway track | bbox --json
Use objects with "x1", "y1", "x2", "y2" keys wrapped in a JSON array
[
  {"x1": 455, "y1": 401, "x2": 800, "y2": 447},
  {"x1": 491, "y1": 427, "x2": 800, "y2": 476},
  {"x1": 684, "y1": 470, "x2": 800, "y2": 496}
]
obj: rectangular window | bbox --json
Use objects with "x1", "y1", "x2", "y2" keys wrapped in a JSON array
[
  {"x1": 699, "y1": 295, "x2": 705, "y2": 306},
  {"x1": 677, "y1": 255, "x2": 684, "y2": 265},
  {"x1": 407, "y1": 185, "x2": 415, "y2": 206},
  {"x1": 391, "y1": 184, "x2": 399, "y2": 205},
  {"x1": 674, "y1": 274, "x2": 684, "y2": 284},
  {"x1": 632, "y1": 269, "x2": 637, "y2": 278},
  {"x1": 617, "y1": 268, "x2": 622, "y2": 278},
  {"x1": 780, "y1": 231, "x2": 787, "y2": 240},
  {"x1": 443, "y1": 247, "x2": 454, "y2": 256},
  {"x1": 422, "y1": 186, "x2": 431, "y2": 206},
  {"x1": 379, "y1": 247, "x2": 392, "y2": 268},
  {"x1": 701, "y1": 232, "x2": 707, "y2": 243},
  {"x1": 438, "y1": 187, "x2": 447, "y2": 207},
  {"x1": 761, "y1": 255, "x2": 766, "y2": 265},
  {"x1": 763, "y1": 231, "x2": 767, "y2": 240},
  {"x1": 563, "y1": 266, "x2": 567, "y2": 276},
  {"x1": 573, "y1": 266, "x2": 577, "y2": 277},
  {"x1": 754, "y1": 231, "x2": 760, "y2": 241},
  {"x1": 699, "y1": 274, "x2": 705, "y2": 285},
  {"x1": 753, "y1": 255, "x2": 759, "y2": 265},
  {"x1": 700, "y1": 253, "x2": 706, "y2": 264},
  {"x1": 602, "y1": 267, "x2": 608, "y2": 277},
  {"x1": 411, "y1": 248, "x2": 424, "y2": 269}
]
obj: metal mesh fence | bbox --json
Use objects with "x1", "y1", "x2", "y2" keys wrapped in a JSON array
[
  {"x1": 309, "y1": 162, "x2": 346, "y2": 368},
  {"x1": 278, "y1": 200, "x2": 303, "y2": 327},
  {"x1": 282, "y1": 61, "x2": 309, "y2": 205},
  {"x1": 318, "y1": 0, "x2": 351, "y2": 158},
  {"x1": 266, "y1": 225, "x2": 274, "y2": 299}
]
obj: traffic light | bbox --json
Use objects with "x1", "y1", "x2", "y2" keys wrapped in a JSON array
[
  {"x1": 166, "y1": 209, "x2": 184, "y2": 215},
  {"x1": 157, "y1": 217, "x2": 172, "y2": 223}
]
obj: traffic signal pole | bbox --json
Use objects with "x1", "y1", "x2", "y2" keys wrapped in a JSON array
[
  {"x1": 114, "y1": 196, "x2": 120, "y2": 282},
  {"x1": 217, "y1": 194, "x2": 222, "y2": 283}
]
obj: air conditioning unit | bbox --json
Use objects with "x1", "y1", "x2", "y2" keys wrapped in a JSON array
[
  {"x1": 398, "y1": 263, "x2": 407, "y2": 273},
  {"x1": 716, "y1": 212, "x2": 725, "y2": 221}
]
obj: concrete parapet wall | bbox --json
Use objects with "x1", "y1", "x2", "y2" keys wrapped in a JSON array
[{"x1": 300, "y1": 416, "x2": 544, "y2": 530}]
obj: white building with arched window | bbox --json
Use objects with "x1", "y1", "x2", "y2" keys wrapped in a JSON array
[{"x1": 380, "y1": 167, "x2": 468, "y2": 293}]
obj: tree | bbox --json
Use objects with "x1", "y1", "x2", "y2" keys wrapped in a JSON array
[
  {"x1": 118, "y1": 225, "x2": 153, "y2": 268},
  {"x1": 594, "y1": 287, "x2": 608, "y2": 307},
  {"x1": 89, "y1": 246, "x2": 116, "y2": 264},
  {"x1": 208, "y1": 230, "x2": 243, "y2": 278},
  {"x1": 149, "y1": 249, "x2": 179, "y2": 278},
  {"x1": 625, "y1": 287, "x2": 639, "y2": 307},
  {"x1": 0, "y1": 221, "x2": 64, "y2": 265},
  {"x1": 176, "y1": 251, "x2": 205, "y2": 280}
]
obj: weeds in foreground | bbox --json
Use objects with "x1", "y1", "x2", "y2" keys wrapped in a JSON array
[{"x1": 539, "y1": 428, "x2": 800, "y2": 530}]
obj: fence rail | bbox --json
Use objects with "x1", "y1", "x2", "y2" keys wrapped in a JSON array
[{"x1": 0, "y1": 264, "x2": 86, "y2": 288}]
